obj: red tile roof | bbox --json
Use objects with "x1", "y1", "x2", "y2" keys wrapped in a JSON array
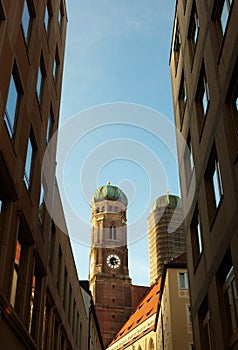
[{"x1": 108, "y1": 279, "x2": 161, "y2": 347}]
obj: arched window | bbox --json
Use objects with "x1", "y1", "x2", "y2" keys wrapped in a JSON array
[
  {"x1": 97, "y1": 226, "x2": 100, "y2": 242},
  {"x1": 101, "y1": 206, "x2": 105, "y2": 212},
  {"x1": 109, "y1": 226, "x2": 116, "y2": 240},
  {"x1": 96, "y1": 207, "x2": 100, "y2": 213}
]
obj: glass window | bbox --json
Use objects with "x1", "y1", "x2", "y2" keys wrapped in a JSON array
[
  {"x1": 190, "y1": 205, "x2": 203, "y2": 268},
  {"x1": 24, "y1": 137, "x2": 33, "y2": 189},
  {"x1": 53, "y1": 46, "x2": 60, "y2": 84},
  {"x1": 205, "y1": 146, "x2": 223, "y2": 222},
  {"x1": 174, "y1": 21, "x2": 181, "y2": 73},
  {"x1": 179, "y1": 72, "x2": 187, "y2": 124},
  {"x1": 196, "y1": 65, "x2": 210, "y2": 134},
  {"x1": 36, "y1": 54, "x2": 46, "y2": 105},
  {"x1": 46, "y1": 107, "x2": 54, "y2": 143},
  {"x1": 221, "y1": 0, "x2": 233, "y2": 34},
  {"x1": 187, "y1": 305, "x2": 192, "y2": 324},
  {"x1": 223, "y1": 266, "x2": 238, "y2": 336},
  {"x1": 188, "y1": 2, "x2": 200, "y2": 58},
  {"x1": 4, "y1": 65, "x2": 22, "y2": 138},
  {"x1": 199, "y1": 300, "x2": 214, "y2": 350},
  {"x1": 38, "y1": 183, "x2": 45, "y2": 225},
  {"x1": 58, "y1": 0, "x2": 64, "y2": 34},
  {"x1": 213, "y1": 159, "x2": 223, "y2": 207},
  {"x1": 44, "y1": 1, "x2": 50, "y2": 35},
  {"x1": 179, "y1": 272, "x2": 189, "y2": 289},
  {"x1": 21, "y1": 0, "x2": 31, "y2": 42}
]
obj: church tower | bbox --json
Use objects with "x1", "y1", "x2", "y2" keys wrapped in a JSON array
[{"x1": 89, "y1": 182, "x2": 132, "y2": 347}]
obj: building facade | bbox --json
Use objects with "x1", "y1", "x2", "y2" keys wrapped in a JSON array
[
  {"x1": 0, "y1": 0, "x2": 68, "y2": 348},
  {"x1": 156, "y1": 253, "x2": 193, "y2": 350},
  {"x1": 170, "y1": 1, "x2": 238, "y2": 349},
  {"x1": 147, "y1": 193, "x2": 185, "y2": 285},
  {"x1": 0, "y1": 1, "x2": 103, "y2": 349}
]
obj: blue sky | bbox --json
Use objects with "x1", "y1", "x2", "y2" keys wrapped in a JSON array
[{"x1": 57, "y1": 0, "x2": 178, "y2": 285}]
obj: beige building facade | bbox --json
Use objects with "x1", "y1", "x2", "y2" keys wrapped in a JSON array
[
  {"x1": 156, "y1": 254, "x2": 193, "y2": 350},
  {"x1": 170, "y1": 1, "x2": 238, "y2": 349}
]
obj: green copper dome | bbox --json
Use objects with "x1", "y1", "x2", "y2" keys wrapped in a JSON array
[
  {"x1": 91, "y1": 183, "x2": 128, "y2": 207},
  {"x1": 151, "y1": 193, "x2": 182, "y2": 212}
]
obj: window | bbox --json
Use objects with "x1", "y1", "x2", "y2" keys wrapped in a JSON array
[
  {"x1": 63, "y1": 267, "x2": 68, "y2": 310},
  {"x1": 205, "y1": 146, "x2": 223, "y2": 222},
  {"x1": 101, "y1": 206, "x2": 105, "y2": 212},
  {"x1": 36, "y1": 54, "x2": 46, "y2": 105},
  {"x1": 44, "y1": 1, "x2": 52, "y2": 36},
  {"x1": 187, "y1": 305, "x2": 192, "y2": 324},
  {"x1": 199, "y1": 299, "x2": 214, "y2": 350},
  {"x1": 68, "y1": 284, "x2": 72, "y2": 324},
  {"x1": 183, "y1": 0, "x2": 187, "y2": 12},
  {"x1": 184, "y1": 131, "x2": 194, "y2": 188},
  {"x1": 114, "y1": 206, "x2": 118, "y2": 212},
  {"x1": 178, "y1": 72, "x2": 187, "y2": 124},
  {"x1": 226, "y1": 57, "x2": 238, "y2": 155},
  {"x1": 58, "y1": 0, "x2": 64, "y2": 35},
  {"x1": 214, "y1": 0, "x2": 233, "y2": 36},
  {"x1": 217, "y1": 252, "x2": 238, "y2": 342},
  {"x1": 46, "y1": 106, "x2": 54, "y2": 144},
  {"x1": 10, "y1": 219, "x2": 34, "y2": 317},
  {"x1": 57, "y1": 245, "x2": 62, "y2": 292},
  {"x1": 38, "y1": 183, "x2": 45, "y2": 226},
  {"x1": 179, "y1": 272, "x2": 189, "y2": 289},
  {"x1": 4, "y1": 64, "x2": 22, "y2": 138},
  {"x1": 21, "y1": 0, "x2": 33, "y2": 44},
  {"x1": 24, "y1": 130, "x2": 36, "y2": 190},
  {"x1": 109, "y1": 205, "x2": 112, "y2": 211},
  {"x1": 49, "y1": 221, "x2": 56, "y2": 270},
  {"x1": 223, "y1": 266, "x2": 238, "y2": 337},
  {"x1": 196, "y1": 65, "x2": 210, "y2": 134},
  {"x1": 53, "y1": 45, "x2": 60, "y2": 85},
  {"x1": 109, "y1": 225, "x2": 116, "y2": 240},
  {"x1": 190, "y1": 205, "x2": 203, "y2": 267},
  {"x1": 28, "y1": 259, "x2": 43, "y2": 339},
  {"x1": 173, "y1": 21, "x2": 181, "y2": 73},
  {"x1": 188, "y1": 2, "x2": 200, "y2": 59}
]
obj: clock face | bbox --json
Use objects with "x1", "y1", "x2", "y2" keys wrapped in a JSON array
[{"x1": 107, "y1": 254, "x2": 121, "y2": 269}]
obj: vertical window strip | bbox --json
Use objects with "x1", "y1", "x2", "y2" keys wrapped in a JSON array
[
  {"x1": 4, "y1": 64, "x2": 22, "y2": 138},
  {"x1": 213, "y1": 159, "x2": 223, "y2": 207},
  {"x1": 21, "y1": 0, "x2": 31, "y2": 42},
  {"x1": 24, "y1": 137, "x2": 33, "y2": 189}
]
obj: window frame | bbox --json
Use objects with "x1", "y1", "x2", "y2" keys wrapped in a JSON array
[
  {"x1": 173, "y1": 20, "x2": 181, "y2": 74},
  {"x1": 44, "y1": 0, "x2": 52, "y2": 37},
  {"x1": 4, "y1": 63, "x2": 23, "y2": 138},
  {"x1": 24, "y1": 128, "x2": 37, "y2": 190},
  {"x1": 53, "y1": 45, "x2": 60, "y2": 86},
  {"x1": 190, "y1": 205, "x2": 203, "y2": 269},
  {"x1": 46, "y1": 105, "x2": 54, "y2": 144},
  {"x1": 21, "y1": 0, "x2": 35, "y2": 46},
  {"x1": 196, "y1": 64, "x2": 210, "y2": 136},
  {"x1": 188, "y1": 2, "x2": 200, "y2": 63},
  {"x1": 184, "y1": 131, "x2": 194, "y2": 191},
  {"x1": 36, "y1": 53, "x2": 46, "y2": 106},
  {"x1": 178, "y1": 271, "x2": 189, "y2": 290},
  {"x1": 205, "y1": 145, "x2": 224, "y2": 225},
  {"x1": 178, "y1": 71, "x2": 187, "y2": 125}
]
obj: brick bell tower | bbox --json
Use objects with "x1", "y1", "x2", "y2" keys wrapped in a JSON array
[{"x1": 89, "y1": 182, "x2": 132, "y2": 347}]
